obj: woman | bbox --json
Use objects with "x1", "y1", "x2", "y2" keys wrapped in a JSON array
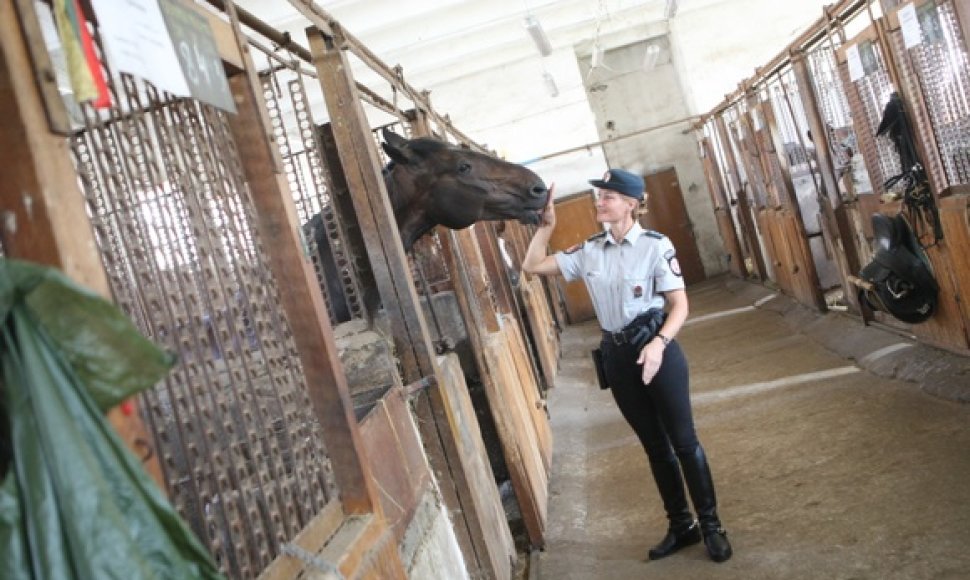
[{"x1": 522, "y1": 169, "x2": 732, "y2": 563}]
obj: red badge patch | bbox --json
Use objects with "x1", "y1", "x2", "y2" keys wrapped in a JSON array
[{"x1": 633, "y1": 285, "x2": 643, "y2": 298}]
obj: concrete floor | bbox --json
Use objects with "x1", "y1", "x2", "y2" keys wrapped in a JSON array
[{"x1": 537, "y1": 275, "x2": 970, "y2": 580}]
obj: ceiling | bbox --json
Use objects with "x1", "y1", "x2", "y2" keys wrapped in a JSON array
[{"x1": 234, "y1": 0, "x2": 724, "y2": 90}]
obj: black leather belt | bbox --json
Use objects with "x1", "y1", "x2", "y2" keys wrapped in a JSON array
[
  {"x1": 601, "y1": 309, "x2": 666, "y2": 348},
  {"x1": 602, "y1": 326, "x2": 648, "y2": 346}
]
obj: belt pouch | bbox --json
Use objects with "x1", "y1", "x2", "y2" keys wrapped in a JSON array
[{"x1": 591, "y1": 347, "x2": 609, "y2": 390}]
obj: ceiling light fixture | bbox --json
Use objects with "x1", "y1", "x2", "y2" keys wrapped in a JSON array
[
  {"x1": 542, "y1": 71, "x2": 559, "y2": 97},
  {"x1": 642, "y1": 44, "x2": 661, "y2": 71},
  {"x1": 524, "y1": 15, "x2": 553, "y2": 57}
]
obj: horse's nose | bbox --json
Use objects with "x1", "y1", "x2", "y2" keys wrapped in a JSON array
[{"x1": 530, "y1": 181, "x2": 549, "y2": 198}]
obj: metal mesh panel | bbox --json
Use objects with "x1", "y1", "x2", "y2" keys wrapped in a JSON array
[
  {"x1": 257, "y1": 57, "x2": 367, "y2": 324},
  {"x1": 895, "y1": 0, "x2": 970, "y2": 188},
  {"x1": 842, "y1": 38, "x2": 900, "y2": 195},
  {"x1": 70, "y1": 73, "x2": 337, "y2": 578},
  {"x1": 806, "y1": 42, "x2": 876, "y2": 197}
]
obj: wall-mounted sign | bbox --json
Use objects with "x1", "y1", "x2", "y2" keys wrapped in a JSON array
[
  {"x1": 158, "y1": 0, "x2": 236, "y2": 113},
  {"x1": 90, "y1": 0, "x2": 235, "y2": 113}
]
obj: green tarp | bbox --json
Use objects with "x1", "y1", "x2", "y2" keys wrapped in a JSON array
[{"x1": 0, "y1": 259, "x2": 222, "y2": 579}]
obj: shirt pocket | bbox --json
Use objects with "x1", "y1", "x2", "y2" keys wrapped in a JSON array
[{"x1": 623, "y1": 277, "x2": 651, "y2": 304}]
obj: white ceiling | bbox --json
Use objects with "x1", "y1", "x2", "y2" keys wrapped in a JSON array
[{"x1": 234, "y1": 0, "x2": 727, "y2": 89}]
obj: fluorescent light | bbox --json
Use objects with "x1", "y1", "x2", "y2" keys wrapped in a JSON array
[
  {"x1": 642, "y1": 44, "x2": 660, "y2": 70},
  {"x1": 591, "y1": 43, "x2": 604, "y2": 68},
  {"x1": 524, "y1": 15, "x2": 553, "y2": 57},
  {"x1": 543, "y1": 71, "x2": 559, "y2": 97}
]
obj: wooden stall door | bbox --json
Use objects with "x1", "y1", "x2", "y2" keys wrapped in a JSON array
[
  {"x1": 641, "y1": 168, "x2": 707, "y2": 285},
  {"x1": 546, "y1": 192, "x2": 599, "y2": 324}
]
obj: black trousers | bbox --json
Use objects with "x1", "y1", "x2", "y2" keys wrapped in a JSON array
[
  {"x1": 602, "y1": 338, "x2": 697, "y2": 458},
  {"x1": 601, "y1": 337, "x2": 724, "y2": 532}
]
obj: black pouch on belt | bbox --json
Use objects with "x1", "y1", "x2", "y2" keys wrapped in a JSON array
[
  {"x1": 629, "y1": 309, "x2": 667, "y2": 351},
  {"x1": 591, "y1": 347, "x2": 609, "y2": 390}
]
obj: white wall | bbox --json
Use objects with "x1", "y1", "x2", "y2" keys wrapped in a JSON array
[{"x1": 421, "y1": 0, "x2": 834, "y2": 277}]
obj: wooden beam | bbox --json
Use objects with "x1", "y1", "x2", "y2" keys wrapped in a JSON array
[
  {"x1": 715, "y1": 115, "x2": 768, "y2": 280},
  {"x1": 699, "y1": 136, "x2": 745, "y2": 277},
  {"x1": 307, "y1": 25, "x2": 434, "y2": 382},
  {"x1": 0, "y1": 1, "x2": 167, "y2": 489},
  {"x1": 222, "y1": 6, "x2": 380, "y2": 516}
]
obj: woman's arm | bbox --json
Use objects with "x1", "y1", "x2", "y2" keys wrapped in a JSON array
[{"x1": 637, "y1": 288, "x2": 689, "y2": 384}]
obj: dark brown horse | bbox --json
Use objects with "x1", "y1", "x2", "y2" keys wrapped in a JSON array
[
  {"x1": 380, "y1": 129, "x2": 548, "y2": 250},
  {"x1": 305, "y1": 129, "x2": 548, "y2": 322}
]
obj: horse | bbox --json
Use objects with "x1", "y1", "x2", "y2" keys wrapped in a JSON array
[{"x1": 304, "y1": 129, "x2": 549, "y2": 323}]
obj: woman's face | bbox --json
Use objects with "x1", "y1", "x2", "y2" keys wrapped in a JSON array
[{"x1": 594, "y1": 190, "x2": 636, "y2": 224}]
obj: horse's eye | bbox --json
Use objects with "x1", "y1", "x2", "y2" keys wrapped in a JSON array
[{"x1": 458, "y1": 162, "x2": 472, "y2": 175}]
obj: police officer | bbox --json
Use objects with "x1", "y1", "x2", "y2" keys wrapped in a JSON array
[{"x1": 522, "y1": 169, "x2": 733, "y2": 563}]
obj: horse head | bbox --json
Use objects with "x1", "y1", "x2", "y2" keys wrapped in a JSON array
[{"x1": 381, "y1": 129, "x2": 548, "y2": 250}]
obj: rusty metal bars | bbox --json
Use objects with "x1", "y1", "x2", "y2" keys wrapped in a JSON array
[
  {"x1": 70, "y1": 68, "x2": 336, "y2": 578},
  {"x1": 894, "y1": 0, "x2": 970, "y2": 189}
]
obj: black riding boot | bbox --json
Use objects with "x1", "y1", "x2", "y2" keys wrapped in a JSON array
[
  {"x1": 647, "y1": 458, "x2": 701, "y2": 560},
  {"x1": 678, "y1": 445, "x2": 733, "y2": 563}
]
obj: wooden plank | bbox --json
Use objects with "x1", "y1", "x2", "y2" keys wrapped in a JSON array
[
  {"x1": 716, "y1": 116, "x2": 767, "y2": 280},
  {"x1": 908, "y1": 195, "x2": 970, "y2": 352},
  {"x1": 437, "y1": 354, "x2": 516, "y2": 580},
  {"x1": 307, "y1": 26, "x2": 433, "y2": 382},
  {"x1": 700, "y1": 137, "x2": 745, "y2": 276},
  {"x1": 358, "y1": 388, "x2": 430, "y2": 541},
  {"x1": 482, "y1": 331, "x2": 547, "y2": 548},
  {"x1": 503, "y1": 316, "x2": 552, "y2": 471},
  {"x1": 258, "y1": 499, "x2": 345, "y2": 580},
  {"x1": 518, "y1": 275, "x2": 559, "y2": 388},
  {"x1": 0, "y1": 2, "x2": 167, "y2": 489},
  {"x1": 10, "y1": 0, "x2": 72, "y2": 134},
  {"x1": 936, "y1": 195, "x2": 970, "y2": 350}
]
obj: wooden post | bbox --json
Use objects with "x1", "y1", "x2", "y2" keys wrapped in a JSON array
[
  {"x1": 753, "y1": 93, "x2": 826, "y2": 310},
  {"x1": 792, "y1": 50, "x2": 864, "y2": 314},
  {"x1": 307, "y1": 25, "x2": 433, "y2": 383},
  {"x1": 715, "y1": 115, "x2": 768, "y2": 280},
  {"x1": 699, "y1": 135, "x2": 746, "y2": 277},
  {"x1": 0, "y1": 1, "x2": 166, "y2": 489},
  {"x1": 406, "y1": 112, "x2": 511, "y2": 577},
  {"x1": 222, "y1": 13, "x2": 380, "y2": 517}
]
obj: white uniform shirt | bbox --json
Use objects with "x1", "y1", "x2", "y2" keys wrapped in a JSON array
[{"x1": 555, "y1": 223, "x2": 685, "y2": 332}]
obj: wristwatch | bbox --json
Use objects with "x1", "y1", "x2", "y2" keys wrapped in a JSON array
[{"x1": 656, "y1": 333, "x2": 672, "y2": 347}]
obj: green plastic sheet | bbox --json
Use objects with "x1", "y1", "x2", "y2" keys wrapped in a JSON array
[{"x1": 0, "y1": 259, "x2": 223, "y2": 579}]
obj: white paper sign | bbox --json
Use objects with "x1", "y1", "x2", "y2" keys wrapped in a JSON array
[
  {"x1": 899, "y1": 3, "x2": 923, "y2": 49},
  {"x1": 90, "y1": 0, "x2": 190, "y2": 97},
  {"x1": 846, "y1": 44, "x2": 865, "y2": 82}
]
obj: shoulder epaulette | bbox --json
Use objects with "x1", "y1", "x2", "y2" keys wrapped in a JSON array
[
  {"x1": 588, "y1": 231, "x2": 608, "y2": 242},
  {"x1": 644, "y1": 229, "x2": 664, "y2": 239}
]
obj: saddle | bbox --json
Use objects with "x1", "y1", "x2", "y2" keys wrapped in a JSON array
[{"x1": 857, "y1": 213, "x2": 938, "y2": 324}]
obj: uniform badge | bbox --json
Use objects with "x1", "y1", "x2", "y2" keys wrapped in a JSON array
[
  {"x1": 668, "y1": 256, "x2": 682, "y2": 277},
  {"x1": 633, "y1": 285, "x2": 643, "y2": 298},
  {"x1": 664, "y1": 249, "x2": 682, "y2": 277}
]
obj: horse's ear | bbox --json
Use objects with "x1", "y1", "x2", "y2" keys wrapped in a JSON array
[
  {"x1": 382, "y1": 140, "x2": 412, "y2": 165},
  {"x1": 382, "y1": 128, "x2": 408, "y2": 148},
  {"x1": 382, "y1": 129, "x2": 414, "y2": 165}
]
